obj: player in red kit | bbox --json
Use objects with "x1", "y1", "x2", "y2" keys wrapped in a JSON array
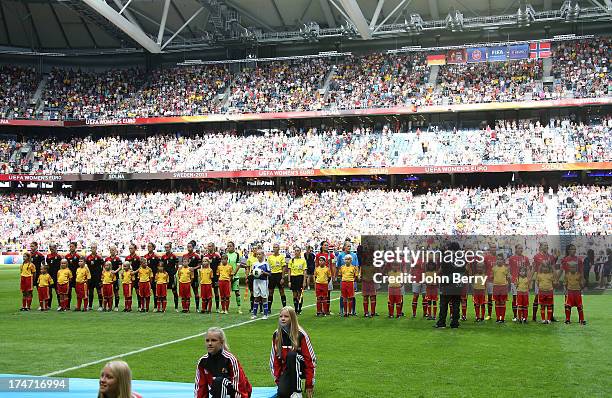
[
  {"x1": 508, "y1": 244, "x2": 530, "y2": 322},
  {"x1": 410, "y1": 253, "x2": 427, "y2": 318},
  {"x1": 483, "y1": 244, "x2": 497, "y2": 321}
]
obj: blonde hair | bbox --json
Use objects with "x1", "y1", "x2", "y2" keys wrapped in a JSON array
[
  {"x1": 98, "y1": 360, "x2": 132, "y2": 398},
  {"x1": 206, "y1": 327, "x2": 230, "y2": 351},
  {"x1": 275, "y1": 306, "x2": 300, "y2": 356}
]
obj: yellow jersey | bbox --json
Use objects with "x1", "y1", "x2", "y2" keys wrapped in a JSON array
[
  {"x1": 38, "y1": 274, "x2": 54, "y2": 287},
  {"x1": 137, "y1": 267, "x2": 153, "y2": 283},
  {"x1": 493, "y1": 265, "x2": 509, "y2": 285},
  {"x1": 537, "y1": 272, "x2": 554, "y2": 292},
  {"x1": 178, "y1": 267, "x2": 193, "y2": 283},
  {"x1": 57, "y1": 268, "x2": 73, "y2": 285},
  {"x1": 339, "y1": 265, "x2": 358, "y2": 282},
  {"x1": 565, "y1": 272, "x2": 583, "y2": 291},
  {"x1": 472, "y1": 273, "x2": 486, "y2": 290},
  {"x1": 314, "y1": 266, "x2": 331, "y2": 284},
  {"x1": 76, "y1": 267, "x2": 91, "y2": 283},
  {"x1": 268, "y1": 254, "x2": 286, "y2": 274},
  {"x1": 20, "y1": 262, "x2": 35, "y2": 277},
  {"x1": 288, "y1": 258, "x2": 307, "y2": 277},
  {"x1": 121, "y1": 270, "x2": 134, "y2": 284},
  {"x1": 516, "y1": 275, "x2": 530, "y2": 292},
  {"x1": 155, "y1": 272, "x2": 169, "y2": 284},
  {"x1": 217, "y1": 264, "x2": 233, "y2": 281},
  {"x1": 199, "y1": 268, "x2": 213, "y2": 285},
  {"x1": 245, "y1": 254, "x2": 258, "y2": 273},
  {"x1": 388, "y1": 270, "x2": 402, "y2": 288},
  {"x1": 102, "y1": 270, "x2": 116, "y2": 284}
]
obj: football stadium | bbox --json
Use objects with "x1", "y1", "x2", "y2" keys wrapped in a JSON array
[{"x1": 0, "y1": 0, "x2": 611, "y2": 397}]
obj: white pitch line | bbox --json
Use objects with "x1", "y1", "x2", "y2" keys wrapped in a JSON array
[{"x1": 43, "y1": 294, "x2": 355, "y2": 377}]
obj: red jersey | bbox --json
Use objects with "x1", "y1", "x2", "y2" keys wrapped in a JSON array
[
  {"x1": 410, "y1": 259, "x2": 424, "y2": 282},
  {"x1": 484, "y1": 253, "x2": 496, "y2": 278},
  {"x1": 508, "y1": 255, "x2": 530, "y2": 283},
  {"x1": 195, "y1": 350, "x2": 252, "y2": 398},
  {"x1": 533, "y1": 252, "x2": 556, "y2": 272},
  {"x1": 270, "y1": 327, "x2": 316, "y2": 389},
  {"x1": 561, "y1": 256, "x2": 583, "y2": 274}
]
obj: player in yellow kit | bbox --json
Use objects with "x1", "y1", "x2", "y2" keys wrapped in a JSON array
[
  {"x1": 121, "y1": 262, "x2": 135, "y2": 312},
  {"x1": 516, "y1": 266, "x2": 533, "y2": 323},
  {"x1": 338, "y1": 255, "x2": 359, "y2": 317},
  {"x1": 178, "y1": 259, "x2": 194, "y2": 313},
  {"x1": 37, "y1": 265, "x2": 54, "y2": 311},
  {"x1": 267, "y1": 243, "x2": 287, "y2": 313},
  {"x1": 564, "y1": 263, "x2": 586, "y2": 325},
  {"x1": 56, "y1": 259, "x2": 73, "y2": 311},
  {"x1": 314, "y1": 257, "x2": 331, "y2": 316},
  {"x1": 19, "y1": 252, "x2": 36, "y2": 311},
  {"x1": 472, "y1": 261, "x2": 487, "y2": 322},
  {"x1": 137, "y1": 259, "x2": 154, "y2": 312},
  {"x1": 217, "y1": 255, "x2": 234, "y2": 314},
  {"x1": 199, "y1": 258, "x2": 214, "y2": 313},
  {"x1": 288, "y1": 247, "x2": 307, "y2": 314},
  {"x1": 492, "y1": 254, "x2": 511, "y2": 323},
  {"x1": 536, "y1": 263, "x2": 557, "y2": 324},
  {"x1": 75, "y1": 258, "x2": 92, "y2": 311},
  {"x1": 155, "y1": 264, "x2": 169, "y2": 313}
]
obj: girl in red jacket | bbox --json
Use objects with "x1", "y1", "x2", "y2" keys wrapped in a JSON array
[
  {"x1": 194, "y1": 327, "x2": 252, "y2": 398},
  {"x1": 271, "y1": 306, "x2": 316, "y2": 398}
]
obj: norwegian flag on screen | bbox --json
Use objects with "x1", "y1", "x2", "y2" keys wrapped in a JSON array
[{"x1": 529, "y1": 42, "x2": 551, "y2": 59}]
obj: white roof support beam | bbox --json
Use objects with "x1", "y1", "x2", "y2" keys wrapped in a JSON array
[
  {"x1": 161, "y1": 6, "x2": 205, "y2": 50},
  {"x1": 370, "y1": 0, "x2": 385, "y2": 29},
  {"x1": 374, "y1": 0, "x2": 411, "y2": 33},
  {"x1": 319, "y1": 0, "x2": 337, "y2": 27},
  {"x1": 157, "y1": 0, "x2": 171, "y2": 44},
  {"x1": 338, "y1": 0, "x2": 372, "y2": 39},
  {"x1": 112, "y1": 0, "x2": 142, "y2": 30},
  {"x1": 428, "y1": 0, "x2": 439, "y2": 19},
  {"x1": 82, "y1": 0, "x2": 161, "y2": 53},
  {"x1": 589, "y1": 0, "x2": 612, "y2": 16}
]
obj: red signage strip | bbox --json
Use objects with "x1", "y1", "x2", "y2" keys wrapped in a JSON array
[
  {"x1": 2, "y1": 98, "x2": 611, "y2": 128},
  {"x1": 1, "y1": 162, "x2": 610, "y2": 182}
]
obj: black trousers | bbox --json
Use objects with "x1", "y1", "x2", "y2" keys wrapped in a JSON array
[
  {"x1": 437, "y1": 294, "x2": 460, "y2": 328},
  {"x1": 88, "y1": 281, "x2": 102, "y2": 309},
  {"x1": 210, "y1": 376, "x2": 235, "y2": 398},
  {"x1": 277, "y1": 351, "x2": 305, "y2": 398}
]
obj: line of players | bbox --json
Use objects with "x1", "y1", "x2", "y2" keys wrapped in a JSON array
[{"x1": 17, "y1": 240, "x2": 588, "y2": 324}]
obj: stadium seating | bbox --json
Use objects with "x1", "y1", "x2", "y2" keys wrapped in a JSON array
[
  {"x1": 0, "y1": 39, "x2": 609, "y2": 121},
  {"x1": 1, "y1": 118, "x2": 609, "y2": 174}
]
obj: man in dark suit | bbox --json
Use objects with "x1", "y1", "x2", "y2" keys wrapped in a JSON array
[{"x1": 435, "y1": 242, "x2": 465, "y2": 329}]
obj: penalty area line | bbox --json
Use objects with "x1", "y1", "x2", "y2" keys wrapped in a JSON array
[{"x1": 42, "y1": 294, "x2": 351, "y2": 377}]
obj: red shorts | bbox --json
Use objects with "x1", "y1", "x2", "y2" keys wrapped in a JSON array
[
  {"x1": 493, "y1": 285, "x2": 508, "y2": 296},
  {"x1": 361, "y1": 280, "x2": 377, "y2": 296},
  {"x1": 219, "y1": 280, "x2": 231, "y2": 297},
  {"x1": 388, "y1": 294, "x2": 403, "y2": 304},
  {"x1": 37, "y1": 286, "x2": 50, "y2": 301},
  {"x1": 315, "y1": 283, "x2": 327, "y2": 298},
  {"x1": 473, "y1": 291, "x2": 486, "y2": 305},
  {"x1": 123, "y1": 283, "x2": 132, "y2": 298},
  {"x1": 200, "y1": 284, "x2": 212, "y2": 299},
  {"x1": 156, "y1": 283, "x2": 167, "y2": 297},
  {"x1": 341, "y1": 281, "x2": 355, "y2": 298},
  {"x1": 179, "y1": 282, "x2": 191, "y2": 298},
  {"x1": 426, "y1": 293, "x2": 438, "y2": 301},
  {"x1": 20, "y1": 276, "x2": 33, "y2": 292},
  {"x1": 493, "y1": 294, "x2": 508, "y2": 303},
  {"x1": 102, "y1": 284, "x2": 114, "y2": 298},
  {"x1": 76, "y1": 282, "x2": 88, "y2": 299},
  {"x1": 516, "y1": 292, "x2": 529, "y2": 307},
  {"x1": 565, "y1": 290, "x2": 583, "y2": 307},
  {"x1": 138, "y1": 282, "x2": 151, "y2": 297},
  {"x1": 57, "y1": 283, "x2": 69, "y2": 295},
  {"x1": 425, "y1": 285, "x2": 438, "y2": 297},
  {"x1": 539, "y1": 292, "x2": 553, "y2": 306}
]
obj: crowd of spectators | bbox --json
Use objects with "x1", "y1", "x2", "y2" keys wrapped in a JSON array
[
  {"x1": 1, "y1": 117, "x2": 609, "y2": 174},
  {"x1": 0, "y1": 185, "x2": 560, "y2": 253},
  {"x1": 0, "y1": 66, "x2": 38, "y2": 119},
  {"x1": 557, "y1": 185, "x2": 612, "y2": 235},
  {"x1": 0, "y1": 39, "x2": 608, "y2": 120}
]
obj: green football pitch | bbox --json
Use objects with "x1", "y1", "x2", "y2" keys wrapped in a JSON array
[{"x1": 1, "y1": 264, "x2": 610, "y2": 398}]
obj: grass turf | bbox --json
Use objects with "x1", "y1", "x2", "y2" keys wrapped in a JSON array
[{"x1": 1, "y1": 264, "x2": 611, "y2": 397}]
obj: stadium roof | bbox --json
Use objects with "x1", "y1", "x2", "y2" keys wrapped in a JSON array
[{"x1": 0, "y1": 0, "x2": 610, "y2": 55}]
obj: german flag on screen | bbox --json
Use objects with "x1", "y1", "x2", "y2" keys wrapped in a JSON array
[{"x1": 427, "y1": 54, "x2": 446, "y2": 66}]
